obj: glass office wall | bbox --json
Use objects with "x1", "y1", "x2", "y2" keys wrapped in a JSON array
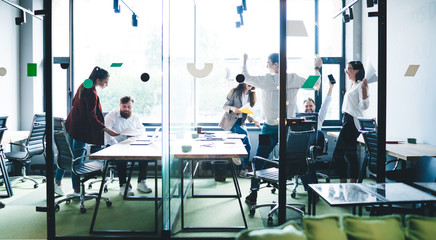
[{"x1": 53, "y1": 0, "x2": 163, "y2": 236}]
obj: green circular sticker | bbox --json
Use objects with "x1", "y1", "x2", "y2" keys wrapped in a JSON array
[{"x1": 83, "y1": 79, "x2": 93, "y2": 89}]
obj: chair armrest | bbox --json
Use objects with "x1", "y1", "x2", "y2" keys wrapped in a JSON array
[
  {"x1": 251, "y1": 156, "x2": 278, "y2": 178},
  {"x1": 9, "y1": 142, "x2": 26, "y2": 148},
  {"x1": 386, "y1": 158, "x2": 406, "y2": 170},
  {"x1": 324, "y1": 138, "x2": 329, "y2": 154}
]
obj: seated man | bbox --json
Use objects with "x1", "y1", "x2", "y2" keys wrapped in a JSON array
[
  {"x1": 299, "y1": 80, "x2": 334, "y2": 190},
  {"x1": 105, "y1": 95, "x2": 152, "y2": 196}
]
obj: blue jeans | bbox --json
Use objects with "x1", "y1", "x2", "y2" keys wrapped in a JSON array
[
  {"x1": 250, "y1": 124, "x2": 279, "y2": 191},
  {"x1": 230, "y1": 118, "x2": 251, "y2": 170},
  {"x1": 55, "y1": 134, "x2": 86, "y2": 191}
]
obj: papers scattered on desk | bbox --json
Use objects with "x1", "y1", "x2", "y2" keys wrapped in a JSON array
[
  {"x1": 239, "y1": 103, "x2": 255, "y2": 115},
  {"x1": 120, "y1": 128, "x2": 144, "y2": 137}
]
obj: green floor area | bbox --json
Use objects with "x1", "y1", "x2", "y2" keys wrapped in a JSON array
[{"x1": 0, "y1": 176, "x2": 373, "y2": 239}]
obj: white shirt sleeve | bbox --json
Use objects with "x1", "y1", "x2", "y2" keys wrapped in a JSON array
[
  {"x1": 317, "y1": 95, "x2": 331, "y2": 129},
  {"x1": 104, "y1": 111, "x2": 118, "y2": 146},
  {"x1": 242, "y1": 66, "x2": 279, "y2": 90},
  {"x1": 358, "y1": 83, "x2": 370, "y2": 110}
]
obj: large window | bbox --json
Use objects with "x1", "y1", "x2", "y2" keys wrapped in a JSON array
[{"x1": 73, "y1": 0, "x2": 162, "y2": 123}]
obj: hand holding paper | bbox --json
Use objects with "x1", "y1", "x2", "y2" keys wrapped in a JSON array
[
  {"x1": 239, "y1": 103, "x2": 255, "y2": 115},
  {"x1": 120, "y1": 128, "x2": 144, "y2": 137}
]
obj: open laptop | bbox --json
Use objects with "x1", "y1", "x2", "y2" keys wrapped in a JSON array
[{"x1": 130, "y1": 127, "x2": 161, "y2": 145}]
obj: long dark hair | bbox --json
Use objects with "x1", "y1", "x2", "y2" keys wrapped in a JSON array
[
  {"x1": 78, "y1": 66, "x2": 109, "y2": 100},
  {"x1": 349, "y1": 61, "x2": 365, "y2": 81},
  {"x1": 233, "y1": 83, "x2": 257, "y2": 107}
]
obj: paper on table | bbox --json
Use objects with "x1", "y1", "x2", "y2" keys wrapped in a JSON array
[
  {"x1": 239, "y1": 103, "x2": 255, "y2": 115},
  {"x1": 365, "y1": 58, "x2": 378, "y2": 84},
  {"x1": 120, "y1": 128, "x2": 143, "y2": 136},
  {"x1": 301, "y1": 75, "x2": 320, "y2": 89}
]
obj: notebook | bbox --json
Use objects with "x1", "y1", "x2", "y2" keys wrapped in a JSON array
[{"x1": 130, "y1": 127, "x2": 161, "y2": 145}]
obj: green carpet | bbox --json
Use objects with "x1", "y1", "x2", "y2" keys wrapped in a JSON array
[{"x1": 0, "y1": 176, "x2": 372, "y2": 239}]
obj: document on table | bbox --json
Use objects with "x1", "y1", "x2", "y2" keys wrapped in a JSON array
[{"x1": 120, "y1": 128, "x2": 143, "y2": 137}]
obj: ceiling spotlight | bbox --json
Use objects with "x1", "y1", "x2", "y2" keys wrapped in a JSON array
[
  {"x1": 367, "y1": 0, "x2": 377, "y2": 8},
  {"x1": 15, "y1": 10, "x2": 26, "y2": 25},
  {"x1": 235, "y1": 22, "x2": 241, "y2": 28},
  {"x1": 114, "y1": 0, "x2": 120, "y2": 13},
  {"x1": 242, "y1": 0, "x2": 247, "y2": 11},
  {"x1": 349, "y1": 7, "x2": 354, "y2": 20},
  {"x1": 343, "y1": 12, "x2": 350, "y2": 23},
  {"x1": 236, "y1": 5, "x2": 243, "y2": 14},
  {"x1": 132, "y1": 13, "x2": 138, "y2": 27}
]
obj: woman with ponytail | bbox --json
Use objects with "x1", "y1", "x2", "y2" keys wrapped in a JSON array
[
  {"x1": 333, "y1": 61, "x2": 369, "y2": 183},
  {"x1": 54, "y1": 66, "x2": 119, "y2": 196},
  {"x1": 219, "y1": 83, "x2": 260, "y2": 177}
]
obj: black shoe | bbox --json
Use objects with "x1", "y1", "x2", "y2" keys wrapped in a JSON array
[{"x1": 245, "y1": 191, "x2": 257, "y2": 205}]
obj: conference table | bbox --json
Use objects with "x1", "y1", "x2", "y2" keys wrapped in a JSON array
[
  {"x1": 308, "y1": 182, "x2": 436, "y2": 216},
  {"x1": 0, "y1": 130, "x2": 29, "y2": 198},
  {"x1": 174, "y1": 137, "x2": 248, "y2": 232},
  {"x1": 88, "y1": 131, "x2": 248, "y2": 234},
  {"x1": 327, "y1": 132, "x2": 436, "y2": 161}
]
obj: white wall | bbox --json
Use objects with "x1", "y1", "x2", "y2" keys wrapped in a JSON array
[
  {"x1": 0, "y1": 1, "x2": 20, "y2": 130},
  {"x1": 361, "y1": 0, "x2": 436, "y2": 145}
]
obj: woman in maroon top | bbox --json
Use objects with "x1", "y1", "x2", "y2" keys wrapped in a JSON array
[{"x1": 54, "y1": 66, "x2": 119, "y2": 196}]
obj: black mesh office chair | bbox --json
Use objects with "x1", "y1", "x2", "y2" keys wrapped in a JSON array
[
  {"x1": 53, "y1": 117, "x2": 111, "y2": 213},
  {"x1": 248, "y1": 119, "x2": 316, "y2": 224},
  {"x1": 357, "y1": 118, "x2": 406, "y2": 183},
  {"x1": 0, "y1": 116, "x2": 9, "y2": 208},
  {"x1": 4, "y1": 114, "x2": 46, "y2": 188}
]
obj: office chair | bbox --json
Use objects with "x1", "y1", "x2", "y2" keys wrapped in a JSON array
[
  {"x1": 53, "y1": 117, "x2": 111, "y2": 213},
  {"x1": 357, "y1": 118, "x2": 406, "y2": 183},
  {"x1": 87, "y1": 160, "x2": 118, "y2": 193},
  {"x1": 248, "y1": 119, "x2": 316, "y2": 224},
  {"x1": 1, "y1": 116, "x2": 12, "y2": 207},
  {"x1": 4, "y1": 114, "x2": 46, "y2": 188}
]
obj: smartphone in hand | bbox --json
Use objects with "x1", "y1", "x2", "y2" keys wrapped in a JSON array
[{"x1": 328, "y1": 74, "x2": 336, "y2": 84}]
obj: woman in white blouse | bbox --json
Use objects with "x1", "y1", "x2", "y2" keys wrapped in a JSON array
[{"x1": 333, "y1": 61, "x2": 369, "y2": 183}]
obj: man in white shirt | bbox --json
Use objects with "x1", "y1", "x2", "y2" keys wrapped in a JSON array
[
  {"x1": 105, "y1": 96, "x2": 151, "y2": 196},
  {"x1": 243, "y1": 53, "x2": 323, "y2": 205}
]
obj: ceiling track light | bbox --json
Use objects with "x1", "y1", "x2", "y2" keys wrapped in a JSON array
[
  {"x1": 113, "y1": 0, "x2": 138, "y2": 27},
  {"x1": 367, "y1": 0, "x2": 378, "y2": 8},
  {"x1": 349, "y1": 7, "x2": 354, "y2": 20}
]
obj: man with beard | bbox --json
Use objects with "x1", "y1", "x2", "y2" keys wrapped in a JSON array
[{"x1": 105, "y1": 95, "x2": 152, "y2": 196}]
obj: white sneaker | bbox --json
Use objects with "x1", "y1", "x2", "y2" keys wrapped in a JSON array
[
  {"x1": 137, "y1": 180, "x2": 152, "y2": 193},
  {"x1": 239, "y1": 169, "x2": 249, "y2": 178},
  {"x1": 54, "y1": 184, "x2": 65, "y2": 196},
  {"x1": 120, "y1": 183, "x2": 134, "y2": 196}
]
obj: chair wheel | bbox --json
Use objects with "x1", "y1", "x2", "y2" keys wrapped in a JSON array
[
  {"x1": 267, "y1": 217, "x2": 273, "y2": 225},
  {"x1": 326, "y1": 178, "x2": 330, "y2": 183},
  {"x1": 34, "y1": 184, "x2": 38, "y2": 188},
  {"x1": 66, "y1": 200, "x2": 71, "y2": 204},
  {"x1": 104, "y1": 187, "x2": 108, "y2": 193},
  {"x1": 106, "y1": 201, "x2": 112, "y2": 207},
  {"x1": 271, "y1": 188, "x2": 276, "y2": 194},
  {"x1": 42, "y1": 178, "x2": 46, "y2": 183},
  {"x1": 80, "y1": 208, "x2": 86, "y2": 213},
  {"x1": 55, "y1": 204, "x2": 60, "y2": 212},
  {"x1": 88, "y1": 184, "x2": 92, "y2": 189},
  {"x1": 249, "y1": 208, "x2": 255, "y2": 215},
  {"x1": 0, "y1": 202, "x2": 5, "y2": 209},
  {"x1": 291, "y1": 192, "x2": 296, "y2": 198},
  {"x1": 301, "y1": 205, "x2": 306, "y2": 212},
  {"x1": 0, "y1": 182, "x2": 3, "y2": 186}
]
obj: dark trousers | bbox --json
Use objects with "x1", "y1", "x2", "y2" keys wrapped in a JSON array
[
  {"x1": 333, "y1": 113, "x2": 360, "y2": 179},
  {"x1": 116, "y1": 161, "x2": 149, "y2": 186},
  {"x1": 250, "y1": 124, "x2": 279, "y2": 191}
]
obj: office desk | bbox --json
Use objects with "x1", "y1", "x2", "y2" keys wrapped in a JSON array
[
  {"x1": 308, "y1": 182, "x2": 436, "y2": 216},
  {"x1": 1, "y1": 131, "x2": 29, "y2": 145},
  {"x1": 327, "y1": 132, "x2": 436, "y2": 161},
  {"x1": 1, "y1": 131, "x2": 29, "y2": 198},
  {"x1": 412, "y1": 182, "x2": 436, "y2": 195},
  {"x1": 89, "y1": 137, "x2": 161, "y2": 234},
  {"x1": 175, "y1": 138, "x2": 248, "y2": 232}
]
